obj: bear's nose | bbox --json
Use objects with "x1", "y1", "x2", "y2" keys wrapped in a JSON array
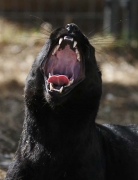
[{"x1": 65, "y1": 23, "x2": 79, "y2": 33}]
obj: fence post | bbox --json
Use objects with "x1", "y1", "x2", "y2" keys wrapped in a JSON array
[
  {"x1": 103, "y1": 0, "x2": 121, "y2": 37},
  {"x1": 110, "y1": 0, "x2": 120, "y2": 37},
  {"x1": 129, "y1": 0, "x2": 138, "y2": 42},
  {"x1": 103, "y1": 0, "x2": 112, "y2": 34}
]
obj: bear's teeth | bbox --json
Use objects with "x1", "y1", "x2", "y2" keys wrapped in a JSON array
[
  {"x1": 73, "y1": 41, "x2": 77, "y2": 48},
  {"x1": 75, "y1": 49, "x2": 81, "y2": 61},
  {"x1": 59, "y1": 38, "x2": 63, "y2": 45},
  {"x1": 50, "y1": 83, "x2": 54, "y2": 91},
  {"x1": 52, "y1": 45, "x2": 60, "y2": 55},
  {"x1": 65, "y1": 79, "x2": 74, "y2": 87},
  {"x1": 59, "y1": 86, "x2": 63, "y2": 93}
]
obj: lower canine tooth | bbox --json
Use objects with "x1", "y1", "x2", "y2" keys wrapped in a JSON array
[
  {"x1": 65, "y1": 79, "x2": 74, "y2": 87},
  {"x1": 70, "y1": 79, "x2": 74, "y2": 84},
  {"x1": 59, "y1": 86, "x2": 63, "y2": 93},
  {"x1": 50, "y1": 83, "x2": 54, "y2": 91},
  {"x1": 49, "y1": 73, "x2": 51, "y2": 78}
]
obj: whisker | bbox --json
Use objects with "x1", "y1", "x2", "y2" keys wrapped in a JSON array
[
  {"x1": 40, "y1": 29, "x2": 51, "y2": 36},
  {"x1": 90, "y1": 36, "x2": 114, "y2": 42},
  {"x1": 29, "y1": 15, "x2": 51, "y2": 38},
  {"x1": 30, "y1": 15, "x2": 46, "y2": 25},
  {"x1": 87, "y1": 19, "x2": 126, "y2": 38},
  {"x1": 95, "y1": 49, "x2": 115, "y2": 63}
]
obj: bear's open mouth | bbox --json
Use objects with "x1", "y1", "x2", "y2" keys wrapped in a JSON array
[{"x1": 42, "y1": 35, "x2": 85, "y2": 94}]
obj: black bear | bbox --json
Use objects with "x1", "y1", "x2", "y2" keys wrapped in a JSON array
[{"x1": 5, "y1": 23, "x2": 138, "y2": 180}]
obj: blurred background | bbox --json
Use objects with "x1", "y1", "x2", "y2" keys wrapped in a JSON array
[{"x1": 0, "y1": 0, "x2": 138, "y2": 178}]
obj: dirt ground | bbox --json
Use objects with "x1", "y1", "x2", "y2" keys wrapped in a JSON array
[{"x1": 0, "y1": 19, "x2": 138, "y2": 178}]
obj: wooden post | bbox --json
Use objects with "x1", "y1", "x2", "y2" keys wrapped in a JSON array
[
  {"x1": 103, "y1": 0, "x2": 112, "y2": 34},
  {"x1": 110, "y1": 0, "x2": 120, "y2": 37},
  {"x1": 129, "y1": 0, "x2": 138, "y2": 41}
]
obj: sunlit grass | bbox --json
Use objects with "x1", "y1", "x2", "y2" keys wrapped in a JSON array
[
  {"x1": 0, "y1": 18, "x2": 47, "y2": 45},
  {"x1": 0, "y1": 169, "x2": 6, "y2": 179}
]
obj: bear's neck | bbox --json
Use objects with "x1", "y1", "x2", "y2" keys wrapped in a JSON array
[
  {"x1": 24, "y1": 102, "x2": 105, "y2": 179},
  {"x1": 27, "y1": 98, "x2": 100, "y2": 150}
]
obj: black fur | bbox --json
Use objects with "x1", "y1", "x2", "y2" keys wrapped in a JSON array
[{"x1": 5, "y1": 24, "x2": 138, "y2": 180}]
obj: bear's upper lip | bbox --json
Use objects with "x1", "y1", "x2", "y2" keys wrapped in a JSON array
[{"x1": 42, "y1": 35, "x2": 85, "y2": 94}]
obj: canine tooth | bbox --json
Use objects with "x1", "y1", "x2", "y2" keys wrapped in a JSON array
[
  {"x1": 52, "y1": 49, "x2": 56, "y2": 55},
  {"x1": 75, "y1": 48, "x2": 79, "y2": 54},
  {"x1": 75, "y1": 49, "x2": 81, "y2": 61},
  {"x1": 49, "y1": 73, "x2": 51, "y2": 77},
  {"x1": 65, "y1": 79, "x2": 74, "y2": 87},
  {"x1": 52, "y1": 45, "x2": 60, "y2": 55},
  {"x1": 70, "y1": 79, "x2": 74, "y2": 84},
  {"x1": 52, "y1": 47, "x2": 56, "y2": 55},
  {"x1": 59, "y1": 38, "x2": 63, "y2": 45},
  {"x1": 56, "y1": 44, "x2": 60, "y2": 51},
  {"x1": 73, "y1": 41, "x2": 77, "y2": 48},
  {"x1": 77, "y1": 54, "x2": 81, "y2": 61},
  {"x1": 59, "y1": 86, "x2": 63, "y2": 93},
  {"x1": 50, "y1": 83, "x2": 54, "y2": 91}
]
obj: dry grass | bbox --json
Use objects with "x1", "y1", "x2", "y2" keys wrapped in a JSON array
[
  {"x1": 0, "y1": 169, "x2": 6, "y2": 180},
  {"x1": 0, "y1": 18, "x2": 52, "y2": 86},
  {"x1": 0, "y1": 18, "x2": 46, "y2": 45}
]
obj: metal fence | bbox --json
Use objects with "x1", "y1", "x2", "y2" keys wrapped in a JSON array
[{"x1": 0, "y1": 0, "x2": 138, "y2": 40}]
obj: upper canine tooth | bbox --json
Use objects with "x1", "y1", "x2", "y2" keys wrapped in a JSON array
[
  {"x1": 73, "y1": 41, "x2": 77, "y2": 48},
  {"x1": 77, "y1": 54, "x2": 80, "y2": 61},
  {"x1": 52, "y1": 49, "x2": 56, "y2": 55},
  {"x1": 56, "y1": 44, "x2": 60, "y2": 51},
  {"x1": 52, "y1": 45, "x2": 60, "y2": 55},
  {"x1": 59, "y1": 38, "x2": 63, "y2": 45},
  {"x1": 75, "y1": 49, "x2": 81, "y2": 61},
  {"x1": 59, "y1": 86, "x2": 63, "y2": 93},
  {"x1": 75, "y1": 48, "x2": 79, "y2": 54}
]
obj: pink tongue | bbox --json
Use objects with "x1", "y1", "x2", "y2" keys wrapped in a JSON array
[{"x1": 48, "y1": 75, "x2": 69, "y2": 86}]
